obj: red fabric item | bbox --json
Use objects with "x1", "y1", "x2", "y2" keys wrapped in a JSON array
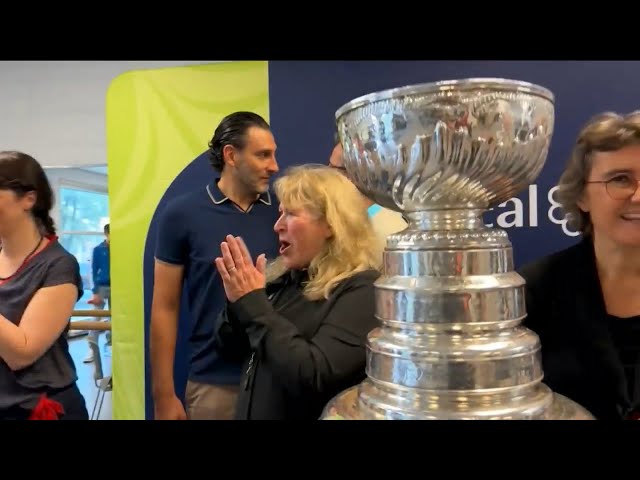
[
  {"x1": 28, "y1": 394, "x2": 64, "y2": 420},
  {"x1": 629, "y1": 411, "x2": 640, "y2": 421}
]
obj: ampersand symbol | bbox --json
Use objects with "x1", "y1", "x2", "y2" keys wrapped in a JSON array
[{"x1": 547, "y1": 186, "x2": 580, "y2": 237}]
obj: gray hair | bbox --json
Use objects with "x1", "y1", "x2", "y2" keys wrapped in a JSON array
[{"x1": 556, "y1": 111, "x2": 640, "y2": 235}]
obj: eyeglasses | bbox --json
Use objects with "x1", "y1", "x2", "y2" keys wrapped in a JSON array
[{"x1": 586, "y1": 174, "x2": 640, "y2": 200}]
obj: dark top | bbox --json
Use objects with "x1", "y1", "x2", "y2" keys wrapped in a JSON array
[
  {"x1": 155, "y1": 178, "x2": 281, "y2": 385},
  {"x1": 92, "y1": 240, "x2": 110, "y2": 293},
  {"x1": 606, "y1": 314, "x2": 640, "y2": 410},
  {"x1": 216, "y1": 268, "x2": 380, "y2": 420},
  {"x1": 0, "y1": 238, "x2": 84, "y2": 410},
  {"x1": 518, "y1": 237, "x2": 640, "y2": 420}
]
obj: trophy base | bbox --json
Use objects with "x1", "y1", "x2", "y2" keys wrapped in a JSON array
[{"x1": 320, "y1": 384, "x2": 595, "y2": 420}]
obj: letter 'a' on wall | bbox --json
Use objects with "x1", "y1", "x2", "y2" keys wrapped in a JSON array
[{"x1": 105, "y1": 61, "x2": 270, "y2": 420}]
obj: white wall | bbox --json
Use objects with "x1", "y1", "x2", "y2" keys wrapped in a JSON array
[{"x1": 0, "y1": 61, "x2": 220, "y2": 168}]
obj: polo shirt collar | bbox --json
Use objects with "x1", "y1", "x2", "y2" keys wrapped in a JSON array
[
  {"x1": 368, "y1": 203, "x2": 383, "y2": 217},
  {"x1": 206, "y1": 178, "x2": 272, "y2": 206}
]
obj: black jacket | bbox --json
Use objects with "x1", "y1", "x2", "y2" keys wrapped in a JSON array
[
  {"x1": 216, "y1": 268, "x2": 380, "y2": 420},
  {"x1": 518, "y1": 237, "x2": 638, "y2": 420}
]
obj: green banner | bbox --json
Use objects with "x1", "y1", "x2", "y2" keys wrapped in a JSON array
[{"x1": 105, "y1": 61, "x2": 270, "y2": 419}]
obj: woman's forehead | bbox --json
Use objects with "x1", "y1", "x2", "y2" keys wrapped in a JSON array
[{"x1": 590, "y1": 145, "x2": 640, "y2": 176}]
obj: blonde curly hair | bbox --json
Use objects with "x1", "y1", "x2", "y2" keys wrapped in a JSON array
[{"x1": 266, "y1": 164, "x2": 380, "y2": 300}]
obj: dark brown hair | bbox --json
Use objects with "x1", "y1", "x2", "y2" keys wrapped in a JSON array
[
  {"x1": 208, "y1": 111, "x2": 271, "y2": 172},
  {"x1": 0, "y1": 151, "x2": 56, "y2": 235}
]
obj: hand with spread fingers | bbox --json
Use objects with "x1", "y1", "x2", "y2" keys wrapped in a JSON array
[{"x1": 215, "y1": 235, "x2": 267, "y2": 303}]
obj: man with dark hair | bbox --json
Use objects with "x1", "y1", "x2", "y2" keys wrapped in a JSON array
[
  {"x1": 150, "y1": 111, "x2": 280, "y2": 420},
  {"x1": 84, "y1": 222, "x2": 111, "y2": 362}
]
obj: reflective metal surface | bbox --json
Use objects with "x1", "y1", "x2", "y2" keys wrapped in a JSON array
[
  {"x1": 322, "y1": 78, "x2": 594, "y2": 420},
  {"x1": 322, "y1": 385, "x2": 595, "y2": 420},
  {"x1": 334, "y1": 78, "x2": 554, "y2": 213}
]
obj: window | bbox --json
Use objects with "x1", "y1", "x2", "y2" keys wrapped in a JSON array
[{"x1": 58, "y1": 187, "x2": 110, "y2": 312}]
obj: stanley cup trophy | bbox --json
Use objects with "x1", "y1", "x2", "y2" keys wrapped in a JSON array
[{"x1": 320, "y1": 78, "x2": 594, "y2": 420}]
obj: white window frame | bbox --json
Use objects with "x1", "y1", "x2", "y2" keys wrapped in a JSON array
[
  {"x1": 56, "y1": 180, "x2": 109, "y2": 236},
  {"x1": 47, "y1": 171, "x2": 110, "y2": 325}
]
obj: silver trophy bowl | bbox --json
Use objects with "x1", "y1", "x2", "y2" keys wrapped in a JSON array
[{"x1": 321, "y1": 78, "x2": 594, "y2": 420}]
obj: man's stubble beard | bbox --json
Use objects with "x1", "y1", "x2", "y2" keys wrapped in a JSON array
[{"x1": 238, "y1": 168, "x2": 267, "y2": 196}]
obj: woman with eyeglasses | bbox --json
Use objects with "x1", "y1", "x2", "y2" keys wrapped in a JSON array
[{"x1": 518, "y1": 112, "x2": 640, "y2": 420}]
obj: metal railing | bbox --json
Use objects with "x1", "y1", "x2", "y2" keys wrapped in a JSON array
[{"x1": 69, "y1": 310, "x2": 112, "y2": 331}]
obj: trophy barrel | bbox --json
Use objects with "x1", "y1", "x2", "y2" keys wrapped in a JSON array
[
  {"x1": 320, "y1": 223, "x2": 595, "y2": 421},
  {"x1": 321, "y1": 78, "x2": 595, "y2": 420},
  {"x1": 321, "y1": 386, "x2": 595, "y2": 420}
]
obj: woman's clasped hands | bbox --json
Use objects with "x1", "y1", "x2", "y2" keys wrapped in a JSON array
[{"x1": 215, "y1": 235, "x2": 267, "y2": 303}]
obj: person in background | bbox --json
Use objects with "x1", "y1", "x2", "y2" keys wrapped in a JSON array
[
  {"x1": 328, "y1": 133, "x2": 407, "y2": 257},
  {"x1": 0, "y1": 151, "x2": 88, "y2": 420},
  {"x1": 150, "y1": 111, "x2": 281, "y2": 420},
  {"x1": 215, "y1": 164, "x2": 380, "y2": 419},
  {"x1": 84, "y1": 223, "x2": 111, "y2": 363},
  {"x1": 518, "y1": 111, "x2": 640, "y2": 420}
]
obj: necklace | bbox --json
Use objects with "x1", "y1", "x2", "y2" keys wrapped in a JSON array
[{"x1": 0, "y1": 234, "x2": 44, "y2": 281}]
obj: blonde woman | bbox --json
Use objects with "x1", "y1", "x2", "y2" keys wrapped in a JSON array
[
  {"x1": 214, "y1": 164, "x2": 381, "y2": 420},
  {"x1": 519, "y1": 111, "x2": 640, "y2": 420}
]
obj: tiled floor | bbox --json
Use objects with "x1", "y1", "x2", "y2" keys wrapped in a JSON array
[{"x1": 68, "y1": 331, "x2": 112, "y2": 420}]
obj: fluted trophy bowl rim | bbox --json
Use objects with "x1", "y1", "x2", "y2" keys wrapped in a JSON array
[
  {"x1": 335, "y1": 77, "x2": 555, "y2": 119},
  {"x1": 334, "y1": 77, "x2": 555, "y2": 213}
]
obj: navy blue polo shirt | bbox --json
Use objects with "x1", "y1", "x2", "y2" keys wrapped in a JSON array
[{"x1": 155, "y1": 177, "x2": 281, "y2": 385}]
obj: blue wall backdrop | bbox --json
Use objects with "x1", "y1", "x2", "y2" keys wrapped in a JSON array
[
  {"x1": 143, "y1": 153, "x2": 213, "y2": 420},
  {"x1": 266, "y1": 60, "x2": 640, "y2": 267}
]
